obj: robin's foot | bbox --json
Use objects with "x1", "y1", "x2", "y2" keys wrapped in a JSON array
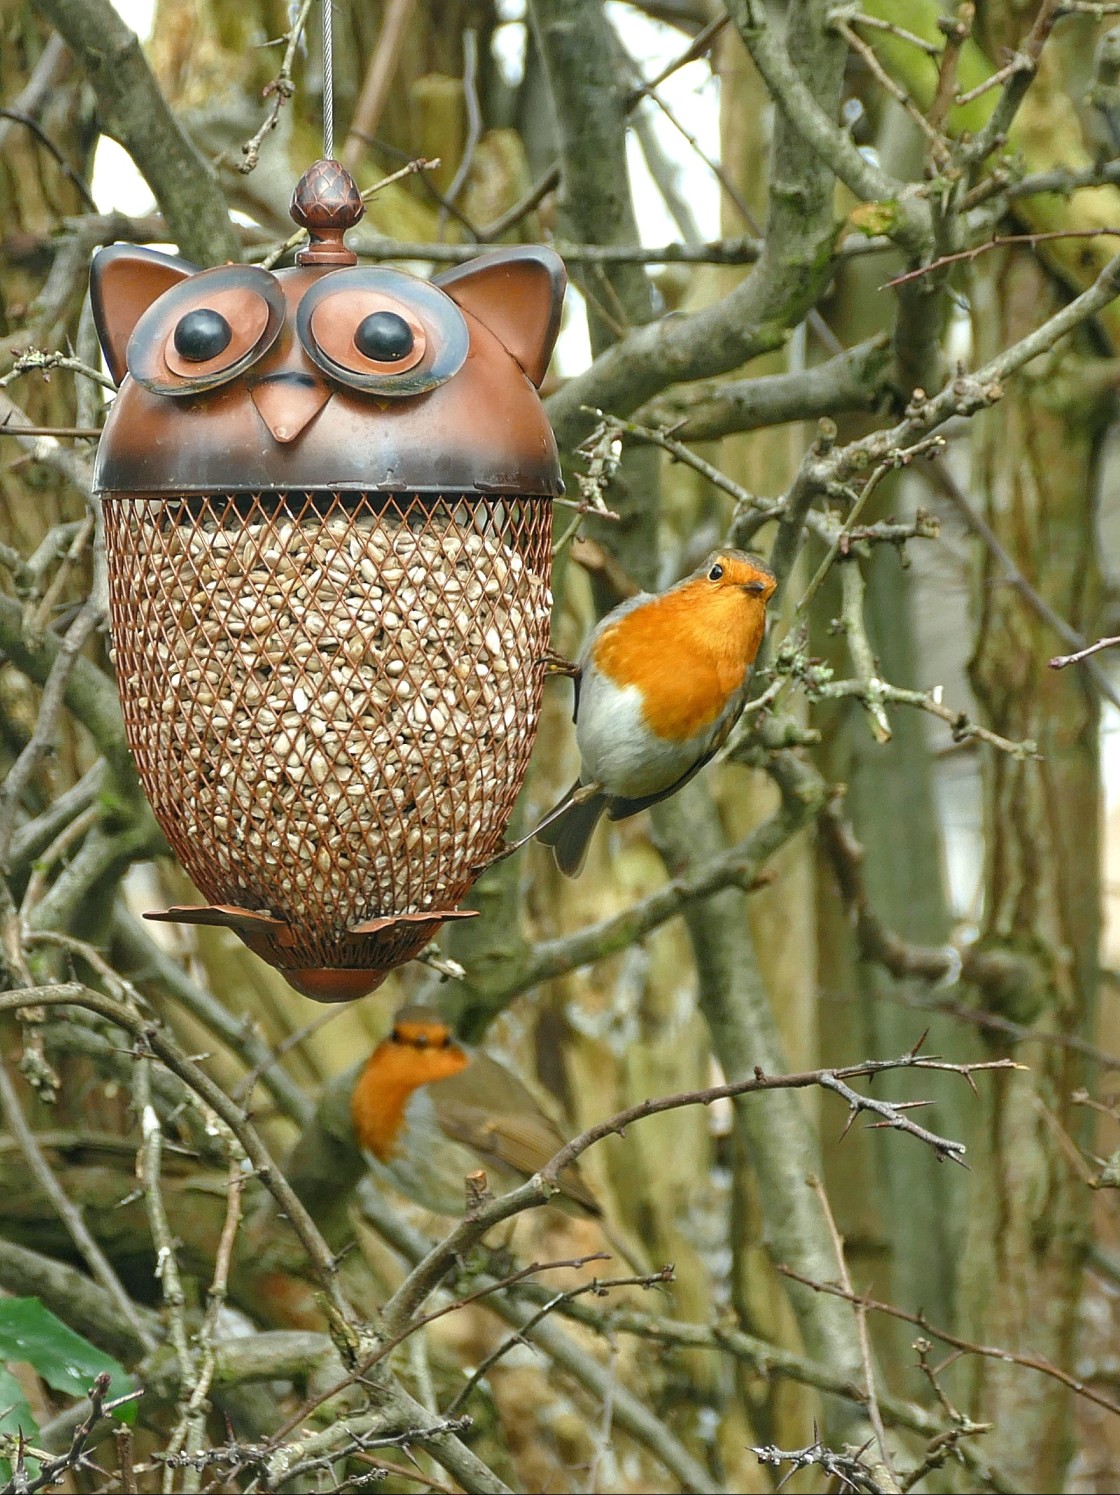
[{"x1": 541, "y1": 648, "x2": 580, "y2": 677}]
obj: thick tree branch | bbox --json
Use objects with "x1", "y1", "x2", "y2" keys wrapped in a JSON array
[
  {"x1": 31, "y1": 0, "x2": 239, "y2": 265},
  {"x1": 637, "y1": 333, "x2": 892, "y2": 439}
]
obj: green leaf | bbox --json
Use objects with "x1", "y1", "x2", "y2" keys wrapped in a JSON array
[
  {"x1": 0, "y1": 1298, "x2": 136, "y2": 1424},
  {"x1": 0, "y1": 1365, "x2": 39, "y2": 1484}
]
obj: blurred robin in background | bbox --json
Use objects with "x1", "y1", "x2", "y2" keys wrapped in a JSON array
[
  {"x1": 350, "y1": 1005, "x2": 599, "y2": 1218},
  {"x1": 535, "y1": 549, "x2": 777, "y2": 876}
]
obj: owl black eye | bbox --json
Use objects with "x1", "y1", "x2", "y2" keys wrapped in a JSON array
[
  {"x1": 355, "y1": 311, "x2": 414, "y2": 362},
  {"x1": 173, "y1": 308, "x2": 233, "y2": 362},
  {"x1": 708, "y1": 563, "x2": 724, "y2": 581}
]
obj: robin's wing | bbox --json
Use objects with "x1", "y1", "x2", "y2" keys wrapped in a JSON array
[{"x1": 431, "y1": 1058, "x2": 599, "y2": 1214}]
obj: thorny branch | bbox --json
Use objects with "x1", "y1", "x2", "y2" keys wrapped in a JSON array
[
  {"x1": 383, "y1": 1042, "x2": 1017, "y2": 1337},
  {"x1": 777, "y1": 1267, "x2": 1120, "y2": 1422},
  {"x1": 752, "y1": 1437, "x2": 888, "y2": 1495},
  {"x1": 4, "y1": 1, "x2": 1120, "y2": 1487}
]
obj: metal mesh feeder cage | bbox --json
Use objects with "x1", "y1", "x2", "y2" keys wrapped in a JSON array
[{"x1": 90, "y1": 160, "x2": 566, "y2": 1001}]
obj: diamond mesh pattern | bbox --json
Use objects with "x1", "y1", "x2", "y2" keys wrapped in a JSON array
[{"x1": 103, "y1": 492, "x2": 553, "y2": 972}]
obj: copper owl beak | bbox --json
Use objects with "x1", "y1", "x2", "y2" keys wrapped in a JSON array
[{"x1": 248, "y1": 371, "x2": 332, "y2": 444}]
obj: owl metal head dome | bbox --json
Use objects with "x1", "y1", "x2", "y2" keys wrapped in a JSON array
[{"x1": 90, "y1": 160, "x2": 566, "y2": 1002}]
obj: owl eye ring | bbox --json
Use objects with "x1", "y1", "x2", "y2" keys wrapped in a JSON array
[
  {"x1": 296, "y1": 267, "x2": 469, "y2": 396},
  {"x1": 127, "y1": 264, "x2": 286, "y2": 396}
]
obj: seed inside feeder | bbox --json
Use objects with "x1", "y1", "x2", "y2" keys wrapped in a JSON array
[{"x1": 104, "y1": 492, "x2": 553, "y2": 978}]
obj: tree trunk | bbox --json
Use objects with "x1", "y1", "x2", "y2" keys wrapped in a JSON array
[{"x1": 959, "y1": 240, "x2": 1104, "y2": 1490}]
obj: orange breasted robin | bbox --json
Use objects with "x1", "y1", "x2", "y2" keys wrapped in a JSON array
[
  {"x1": 536, "y1": 548, "x2": 777, "y2": 876},
  {"x1": 350, "y1": 1006, "x2": 599, "y2": 1218}
]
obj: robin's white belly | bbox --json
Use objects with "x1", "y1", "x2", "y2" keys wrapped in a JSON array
[
  {"x1": 364, "y1": 1090, "x2": 512, "y2": 1217},
  {"x1": 575, "y1": 669, "x2": 705, "y2": 799}
]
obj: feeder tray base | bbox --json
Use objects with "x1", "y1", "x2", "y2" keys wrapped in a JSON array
[{"x1": 143, "y1": 903, "x2": 479, "y2": 1002}]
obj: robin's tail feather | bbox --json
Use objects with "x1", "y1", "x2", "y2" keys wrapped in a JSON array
[{"x1": 534, "y1": 782, "x2": 607, "y2": 877}]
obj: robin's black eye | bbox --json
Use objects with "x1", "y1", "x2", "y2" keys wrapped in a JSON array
[
  {"x1": 708, "y1": 563, "x2": 724, "y2": 581},
  {"x1": 355, "y1": 311, "x2": 414, "y2": 362},
  {"x1": 173, "y1": 307, "x2": 233, "y2": 362},
  {"x1": 390, "y1": 1027, "x2": 402, "y2": 1043}
]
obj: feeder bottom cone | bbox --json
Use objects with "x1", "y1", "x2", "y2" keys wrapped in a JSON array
[{"x1": 283, "y1": 968, "x2": 390, "y2": 1001}]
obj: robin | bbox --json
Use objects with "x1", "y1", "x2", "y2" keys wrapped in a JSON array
[
  {"x1": 535, "y1": 548, "x2": 777, "y2": 875},
  {"x1": 350, "y1": 1006, "x2": 599, "y2": 1218}
]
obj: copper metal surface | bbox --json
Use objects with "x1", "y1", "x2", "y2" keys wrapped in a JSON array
[
  {"x1": 290, "y1": 158, "x2": 363, "y2": 267},
  {"x1": 105, "y1": 491, "x2": 552, "y2": 996},
  {"x1": 91, "y1": 161, "x2": 565, "y2": 999},
  {"x1": 91, "y1": 259, "x2": 563, "y2": 496}
]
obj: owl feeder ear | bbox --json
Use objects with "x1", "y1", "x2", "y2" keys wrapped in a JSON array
[
  {"x1": 90, "y1": 244, "x2": 199, "y2": 386},
  {"x1": 435, "y1": 247, "x2": 566, "y2": 388}
]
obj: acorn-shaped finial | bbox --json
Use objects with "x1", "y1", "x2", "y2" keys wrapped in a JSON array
[{"x1": 291, "y1": 159, "x2": 365, "y2": 267}]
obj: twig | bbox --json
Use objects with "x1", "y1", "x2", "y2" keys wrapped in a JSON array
[
  {"x1": 258, "y1": 156, "x2": 438, "y2": 270},
  {"x1": 443, "y1": 1269, "x2": 672, "y2": 1417},
  {"x1": 834, "y1": 16, "x2": 948, "y2": 158},
  {"x1": 796, "y1": 433, "x2": 944, "y2": 613},
  {"x1": 777, "y1": 1265, "x2": 1120, "y2": 1421},
  {"x1": 803, "y1": 669, "x2": 1038, "y2": 758},
  {"x1": 0, "y1": 424, "x2": 101, "y2": 437},
  {"x1": 836, "y1": 562, "x2": 892, "y2": 743},
  {"x1": 264, "y1": 1254, "x2": 622, "y2": 1449},
  {"x1": 928, "y1": 4, "x2": 974, "y2": 132},
  {"x1": 0, "y1": 983, "x2": 357, "y2": 1336},
  {"x1": 625, "y1": 59, "x2": 758, "y2": 236},
  {"x1": 178, "y1": 1146, "x2": 244, "y2": 1493},
  {"x1": 28, "y1": 508, "x2": 95, "y2": 639},
  {"x1": 0, "y1": 1055, "x2": 157, "y2": 1350},
  {"x1": 384, "y1": 1045, "x2": 1018, "y2": 1337},
  {"x1": 238, "y1": 0, "x2": 314, "y2": 173},
  {"x1": 811, "y1": 1177, "x2": 900, "y2": 1490},
  {"x1": 22, "y1": 1375, "x2": 143, "y2": 1495},
  {"x1": 0, "y1": 35, "x2": 70, "y2": 159},
  {"x1": 0, "y1": 108, "x2": 97, "y2": 210},
  {"x1": 840, "y1": 11, "x2": 941, "y2": 59},
  {"x1": 1049, "y1": 635, "x2": 1120, "y2": 669},
  {"x1": 110, "y1": 907, "x2": 312, "y2": 1127},
  {"x1": 476, "y1": 163, "x2": 560, "y2": 242},
  {"x1": 0, "y1": 348, "x2": 116, "y2": 392},
  {"x1": 0, "y1": 595, "x2": 105, "y2": 952},
  {"x1": 959, "y1": 0, "x2": 1060, "y2": 161},
  {"x1": 441, "y1": 29, "x2": 481, "y2": 214},
  {"x1": 18, "y1": 803, "x2": 100, "y2": 931},
  {"x1": 259, "y1": 231, "x2": 897, "y2": 268},
  {"x1": 752, "y1": 1437, "x2": 886, "y2": 1494},
  {"x1": 341, "y1": 0, "x2": 420, "y2": 172},
  {"x1": 133, "y1": 1055, "x2": 196, "y2": 1494},
  {"x1": 229, "y1": 1004, "x2": 347, "y2": 1108},
  {"x1": 364, "y1": 1192, "x2": 1012, "y2": 1492},
  {"x1": 886, "y1": 227, "x2": 1120, "y2": 289},
  {"x1": 923, "y1": 460, "x2": 1120, "y2": 712},
  {"x1": 624, "y1": 13, "x2": 729, "y2": 107},
  {"x1": 819, "y1": 801, "x2": 1048, "y2": 1001},
  {"x1": 955, "y1": 53, "x2": 1033, "y2": 107}
]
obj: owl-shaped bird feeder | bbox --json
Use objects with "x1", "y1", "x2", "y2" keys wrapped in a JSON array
[{"x1": 91, "y1": 161, "x2": 565, "y2": 1002}]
